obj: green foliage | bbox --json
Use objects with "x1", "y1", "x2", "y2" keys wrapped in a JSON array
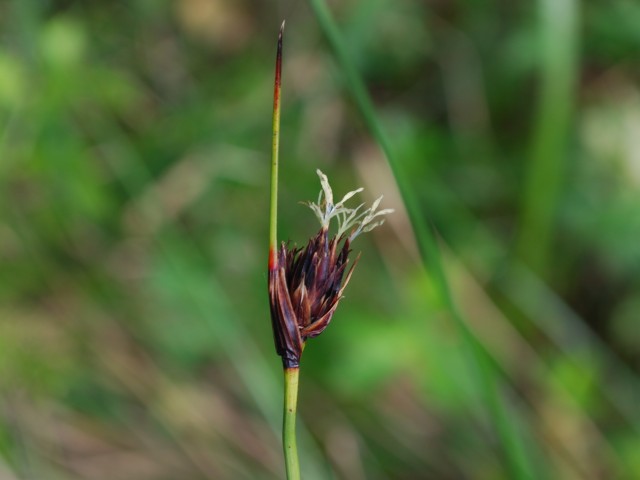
[{"x1": 1, "y1": 1, "x2": 639, "y2": 478}]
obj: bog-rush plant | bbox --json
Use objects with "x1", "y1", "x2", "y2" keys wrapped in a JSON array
[{"x1": 267, "y1": 23, "x2": 392, "y2": 479}]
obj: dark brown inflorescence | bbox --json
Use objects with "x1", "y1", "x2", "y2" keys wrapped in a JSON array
[
  {"x1": 269, "y1": 228, "x2": 357, "y2": 368},
  {"x1": 268, "y1": 170, "x2": 393, "y2": 368}
]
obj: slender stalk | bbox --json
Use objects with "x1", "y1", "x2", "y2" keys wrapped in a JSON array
[
  {"x1": 269, "y1": 21, "x2": 285, "y2": 267},
  {"x1": 306, "y1": 1, "x2": 535, "y2": 477},
  {"x1": 269, "y1": 22, "x2": 302, "y2": 478},
  {"x1": 283, "y1": 367, "x2": 301, "y2": 479},
  {"x1": 516, "y1": 0, "x2": 578, "y2": 275}
]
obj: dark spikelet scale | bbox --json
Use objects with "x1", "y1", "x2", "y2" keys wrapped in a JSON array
[
  {"x1": 268, "y1": 266, "x2": 301, "y2": 367},
  {"x1": 268, "y1": 227, "x2": 358, "y2": 368}
]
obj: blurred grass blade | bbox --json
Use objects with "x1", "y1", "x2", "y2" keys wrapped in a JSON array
[
  {"x1": 306, "y1": 0, "x2": 537, "y2": 477},
  {"x1": 501, "y1": 264, "x2": 640, "y2": 435},
  {"x1": 429, "y1": 179, "x2": 640, "y2": 435},
  {"x1": 516, "y1": 0, "x2": 580, "y2": 274}
]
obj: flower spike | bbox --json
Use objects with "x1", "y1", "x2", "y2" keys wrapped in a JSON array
[{"x1": 270, "y1": 170, "x2": 393, "y2": 368}]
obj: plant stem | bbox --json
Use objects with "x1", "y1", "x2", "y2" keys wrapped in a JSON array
[
  {"x1": 283, "y1": 367, "x2": 301, "y2": 480},
  {"x1": 269, "y1": 22, "x2": 301, "y2": 478},
  {"x1": 269, "y1": 21, "x2": 284, "y2": 265}
]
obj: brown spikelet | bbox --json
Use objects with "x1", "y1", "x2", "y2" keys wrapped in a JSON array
[{"x1": 268, "y1": 227, "x2": 358, "y2": 368}]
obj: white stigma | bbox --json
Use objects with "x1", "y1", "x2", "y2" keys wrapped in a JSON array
[{"x1": 305, "y1": 169, "x2": 393, "y2": 241}]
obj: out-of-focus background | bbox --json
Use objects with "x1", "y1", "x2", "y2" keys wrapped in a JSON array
[{"x1": 1, "y1": 0, "x2": 640, "y2": 478}]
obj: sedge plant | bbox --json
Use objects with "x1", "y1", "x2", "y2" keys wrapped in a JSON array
[{"x1": 267, "y1": 23, "x2": 392, "y2": 479}]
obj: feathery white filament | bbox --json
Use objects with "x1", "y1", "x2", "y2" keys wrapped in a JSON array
[{"x1": 305, "y1": 169, "x2": 393, "y2": 240}]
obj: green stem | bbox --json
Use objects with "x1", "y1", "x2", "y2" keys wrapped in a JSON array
[
  {"x1": 270, "y1": 24, "x2": 301, "y2": 478},
  {"x1": 269, "y1": 21, "x2": 284, "y2": 259},
  {"x1": 283, "y1": 367, "x2": 301, "y2": 480}
]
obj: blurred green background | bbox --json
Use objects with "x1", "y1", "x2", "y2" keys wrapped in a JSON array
[{"x1": 2, "y1": 0, "x2": 640, "y2": 478}]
